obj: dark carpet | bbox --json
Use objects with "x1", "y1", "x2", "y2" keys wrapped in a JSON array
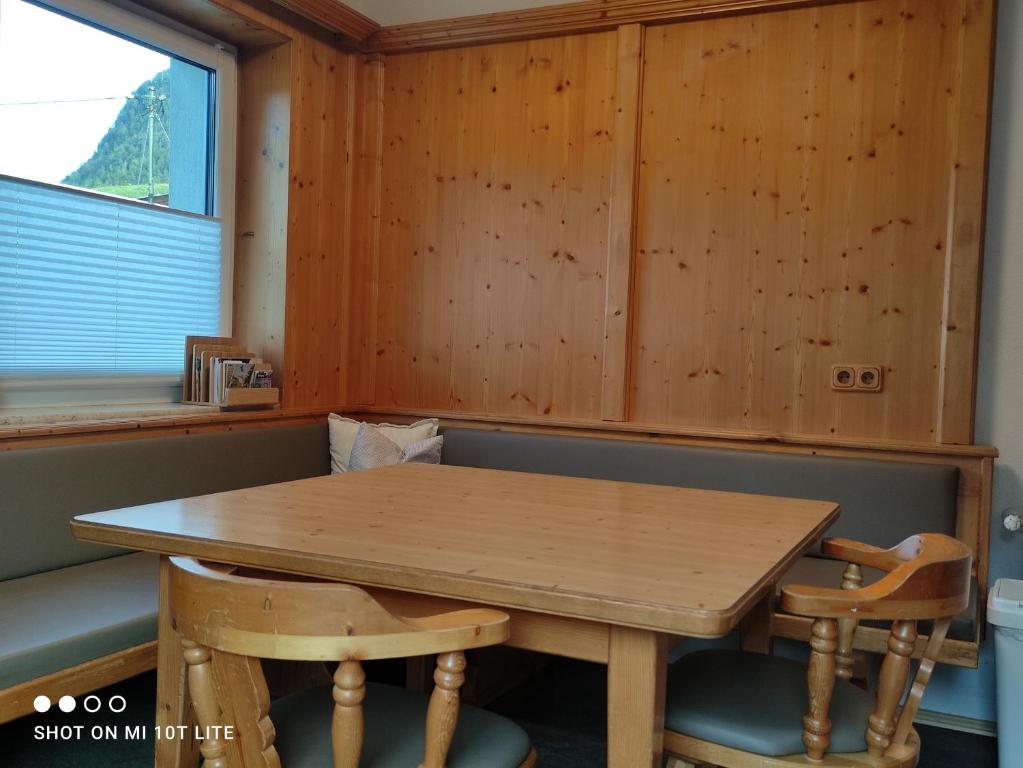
[{"x1": 0, "y1": 660, "x2": 998, "y2": 767}]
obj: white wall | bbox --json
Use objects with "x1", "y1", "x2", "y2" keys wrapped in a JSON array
[
  {"x1": 345, "y1": 0, "x2": 579, "y2": 26},
  {"x1": 925, "y1": 0, "x2": 1023, "y2": 722}
]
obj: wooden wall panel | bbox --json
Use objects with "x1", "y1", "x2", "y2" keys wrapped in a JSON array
[
  {"x1": 369, "y1": 32, "x2": 619, "y2": 419},
  {"x1": 342, "y1": 54, "x2": 386, "y2": 407},
  {"x1": 281, "y1": 36, "x2": 357, "y2": 408},
  {"x1": 601, "y1": 24, "x2": 645, "y2": 421},
  {"x1": 936, "y1": 0, "x2": 996, "y2": 443},
  {"x1": 234, "y1": 43, "x2": 291, "y2": 388},
  {"x1": 629, "y1": 0, "x2": 992, "y2": 443}
]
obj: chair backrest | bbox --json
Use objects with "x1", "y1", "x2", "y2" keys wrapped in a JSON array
[
  {"x1": 779, "y1": 534, "x2": 972, "y2": 763},
  {"x1": 168, "y1": 557, "x2": 511, "y2": 768}
]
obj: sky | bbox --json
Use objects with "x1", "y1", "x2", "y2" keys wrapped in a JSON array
[{"x1": 0, "y1": 0, "x2": 168, "y2": 184}]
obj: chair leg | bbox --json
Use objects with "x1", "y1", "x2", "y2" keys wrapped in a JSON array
[
  {"x1": 868, "y1": 620, "x2": 917, "y2": 757},
  {"x1": 803, "y1": 617, "x2": 838, "y2": 761},
  {"x1": 835, "y1": 563, "x2": 863, "y2": 683},
  {"x1": 421, "y1": 651, "x2": 467, "y2": 768},
  {"x1": 181, "y1": 639, "x2": 229, "y2": 768},
  {"x1": 332, "y1": 660, "x2": 366, "y2": 768}
]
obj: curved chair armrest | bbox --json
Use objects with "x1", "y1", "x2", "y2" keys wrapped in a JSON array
[
  {"x1": 781, "y1": 579, "x2": 898, "y2": 619},
  {"x1": 821, "y1": 537, "x2": 917, "y2": 572},
  {"x1": 169, "y1": 557, "x2": 512, "y2": 662},
  {"x1": 401, "y1": 608, "x2": 512, "y2": 655},
  {"x1": 781, "y1": 555, "x2": 971, "y2": 621}
]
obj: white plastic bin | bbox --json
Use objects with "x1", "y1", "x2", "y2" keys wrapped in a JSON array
[{"x1": 990, "y1": 578, "x2": 1023, "y2": 768}]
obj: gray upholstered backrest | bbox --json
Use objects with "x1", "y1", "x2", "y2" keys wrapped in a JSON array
[
  {"x1": 440, "y1": 428, "x2": 959, "y2": 553},
  {"x1": 0, "y1": 423, "x2": 330, "y2": 582}
]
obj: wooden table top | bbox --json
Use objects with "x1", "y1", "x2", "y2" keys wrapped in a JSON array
[{"x1": 72, "y1": 463, "x2": 839, "y2": 636}]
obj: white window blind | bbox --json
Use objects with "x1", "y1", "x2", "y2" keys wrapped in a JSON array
[{"x1": 0, "y1": 176, "x2": 221, "y2": 375}]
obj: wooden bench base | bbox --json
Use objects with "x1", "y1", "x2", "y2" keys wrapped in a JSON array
[{"x1": 0, "y1": 641, "x2": 158, "y2": 725}]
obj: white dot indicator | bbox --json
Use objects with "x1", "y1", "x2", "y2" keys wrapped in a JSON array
[
  {"x1": 33, "y1": 696, "x2": 51, "y2": 713},
  {"x1": 58, "y1": 695, "x2": 76, "y2": 713}
]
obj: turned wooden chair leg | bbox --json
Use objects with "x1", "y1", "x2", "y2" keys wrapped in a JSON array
[
  {"x1": 182, "y1": 639, "x2": 229, "y2": 768},
  {"x1": 332, "y1": 660, "x2": 366, "y2": 768},
  {"x1": 421, "y1": 650, "x2": 467, "y2": 768},
  {"x1": 867, "y1": 620, "x2": 917, "y2": 757},
  {"x1": 803, "y1": 617, "x2": 838, "y2": 761},
  {"x1": 835, "y1": 563, "x2": 863, "y2": 683}
]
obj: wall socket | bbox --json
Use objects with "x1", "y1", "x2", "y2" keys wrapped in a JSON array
[{"x1": 831, "y1": 365, "x2": 883, "y2": 392}]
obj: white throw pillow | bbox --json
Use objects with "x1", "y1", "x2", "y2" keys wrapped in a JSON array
[
  {"x1": 327, "y1": 414, "x2": 440, "y2": 473},
  {"x1": 348, "y1": 423, "x2": 444, "y2": 471}
]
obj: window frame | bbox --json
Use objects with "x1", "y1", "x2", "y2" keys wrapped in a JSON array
[{"x1": 0, "y1": 0, "x2": 238, "y2": 407}]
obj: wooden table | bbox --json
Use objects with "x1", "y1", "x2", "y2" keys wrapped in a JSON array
[{"x1": 71, "y1": 463, "x2": 839, "y2": 768}]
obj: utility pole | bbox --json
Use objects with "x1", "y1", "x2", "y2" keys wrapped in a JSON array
[{"x1": 139, "y1": 85, "x2": 166, "y2": 204}]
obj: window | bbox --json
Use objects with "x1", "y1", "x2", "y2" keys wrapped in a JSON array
[{"x1": 0, "y1": 0, "x2": 236, "y2": 407}]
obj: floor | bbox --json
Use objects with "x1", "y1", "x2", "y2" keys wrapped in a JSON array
[{"x1": 0, "y1": 660, "x2": 999, "y2": 767}]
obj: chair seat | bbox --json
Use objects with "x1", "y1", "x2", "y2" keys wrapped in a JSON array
[
  {"x1": 272, "y1": 682, "x2": 532, "y2": 768},
  {"x1": 665, "y1": 650, "x2": 874, "y2": 757},
  {"x1": 0, "y1": 552, "x2": 158, "y2": 689}
]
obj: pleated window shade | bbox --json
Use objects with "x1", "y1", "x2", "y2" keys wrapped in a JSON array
[{"x1": 0, "y1": 176, "x2": 222, "y2": 375}]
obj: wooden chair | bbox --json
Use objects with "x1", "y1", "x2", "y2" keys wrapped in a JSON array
[
  {"x1": 167, "y1": 557, "x2": 538, "y2": 767},
  {"x1": 663, "y1": 534, "x2": 972, "y2": 768}
]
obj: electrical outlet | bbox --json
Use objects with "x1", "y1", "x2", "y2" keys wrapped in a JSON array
[
  {"x1": 831, "y1": 364, "x2": 884, "y2": 392},
  {"x1": 856, "y1": 366, "x2": 883, "y2": 391},
  {"x1": 831, "y1": 366, "x2": 855, "y2": 389}
]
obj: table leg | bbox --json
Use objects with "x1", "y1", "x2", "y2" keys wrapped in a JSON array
[
  {"x1": 738, "y1": 587, "x2": 775, "y2": 655},
  {"x1": 607, "y1": 626, "x2": 668, "y2": 768},
  {"x1": 155, "y1": 555, "x2": 200, "y2": 768}
]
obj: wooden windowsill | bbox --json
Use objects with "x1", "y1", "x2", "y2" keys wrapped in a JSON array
[
  {"x1": 0, "y1": 404, "x2": 336, "y2": 446},
  {"x1": 0, "y1": 403, "x2": 219, "y2": 428}
]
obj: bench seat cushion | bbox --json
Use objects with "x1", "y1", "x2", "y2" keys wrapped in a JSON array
[
  {"x1": 777, "y1": 556, "x2": 978, "y2": 641},
  {"x1": 0, "y1": 552, "x2": 158, "y2": 690}
]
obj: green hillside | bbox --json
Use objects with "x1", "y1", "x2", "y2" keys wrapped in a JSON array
[{"x1": 63, "y1": 70, "x2": 170, "y2": 193}]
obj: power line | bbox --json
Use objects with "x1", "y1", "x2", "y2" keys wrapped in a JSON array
[
  {"x1": 0, "y1": 96, "x2": 126, "y2": 107},
  {"x1": 155, "y1": 112, "x2": 170, "y2": 142}
]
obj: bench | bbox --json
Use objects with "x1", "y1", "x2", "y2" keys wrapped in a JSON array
[
  {"x1": 0, "y1": 417, "x2": 986, "y2": 721},
  {"x1": 0, "y1": 423, "x2": 329, "y2": 723}
]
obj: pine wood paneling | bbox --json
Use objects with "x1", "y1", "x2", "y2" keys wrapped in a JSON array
[
  {"x1": 282, "y1": 35, "x2": 356, "y2": 408},
  {"x1": 342, "y1": 54, "x2": 386, "y2": 406},
  {"x1": 630, "y1": 0, "x2": 992, "y2": 443},
  {"x1": 371, "y1": 32, "x2": 619, "y2": 419},
  {"x1": 601, "y1": 24, "x2": 645, "y2": 421},
  {"x1": 234, "y1": 43, "x2": 291, "y2": 388},
  {"x1": 154, "y1": 0, "x2": 993, "y2": 445},
  {"x1": 936, "y1": 0, "x2": 996, "y2": 443}
]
